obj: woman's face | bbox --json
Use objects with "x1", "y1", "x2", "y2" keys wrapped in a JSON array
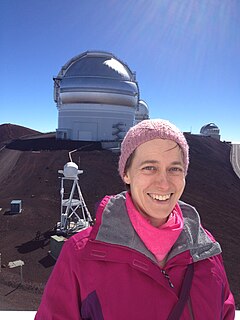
[{"x1": 123, "y1": 138, "x2": 186, "y2": 227}]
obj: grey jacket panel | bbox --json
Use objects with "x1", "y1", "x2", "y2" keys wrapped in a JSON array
[
  {"x1": 96, "y1": 192, "x2": 157, "y2": 262},
  {"x1": 170, "y1": 201, "x2": 222, "y2": 262},
  {"x1": 96, "y1": 192, "x2": 222, "y2": 263}
]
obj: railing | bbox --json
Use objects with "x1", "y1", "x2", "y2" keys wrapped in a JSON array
[
  {"x1": 231, "y1": 143, "x2": 240, "y2": 179},
  {"x1": 0, "y1": 311, "x2": 36, "y2": 319}
]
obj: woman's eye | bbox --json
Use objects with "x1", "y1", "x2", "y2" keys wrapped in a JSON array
[
  {"x1": 169, "y1": 167, "x2": 183, "y2": 173},
  {"x1": 142, "y1": 166, "x2": 156, "y2": 171}
]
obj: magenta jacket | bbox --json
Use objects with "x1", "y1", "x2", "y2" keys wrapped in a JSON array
[{"x1": 35, "y1": 192, "x2": 235, "y2": 319}]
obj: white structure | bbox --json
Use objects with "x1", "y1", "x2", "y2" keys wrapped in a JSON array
[
  {"x1": 231, "y1": 143, "x2": 240, "y2": 179},
  {"x1": 8, "y1": 260, "x2": 24, "y2": 284},
  {"x1": 57, "y1": 161, "x2": 92, "y2": 234},
  {"x1": 135, "y1": 100, "x2": 149, "y2": 124},
  {"x1": 200, "y1": 123, "x2": 220, "y2": 140},
  {"x1": 10, "y1": 200, "x2": 22, "y2": 214},
  {"x1": 54, "y1": 51, "x2": 139, "y2": 142}
]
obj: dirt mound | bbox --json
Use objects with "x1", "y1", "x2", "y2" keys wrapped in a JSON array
[
  {"x1": 0, "y1": 124, "x2": 41, "y2": 144},
  {"x1": 0, "y1": 128, "x2": 239, "y2": 310}
]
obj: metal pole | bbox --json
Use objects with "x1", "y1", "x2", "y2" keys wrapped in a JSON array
[{"x1": 20, "y1": 265, "x2": 23, "y2": 284}]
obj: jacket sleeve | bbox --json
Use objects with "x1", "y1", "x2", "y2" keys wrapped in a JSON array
[
  {"x1": 35, "y1": 238, "x2": 83, "y2": 320},
  {"x1": 219, "y1": 255, "x2": 236, "y2": 320},
  {"x1": 204, "y1": 229, "x2": 235, "y2": 319}
]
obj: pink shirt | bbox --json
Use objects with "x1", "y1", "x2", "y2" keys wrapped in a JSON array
[{"x1": 125, "y1": 192, "x2": 183, "y2": 262}]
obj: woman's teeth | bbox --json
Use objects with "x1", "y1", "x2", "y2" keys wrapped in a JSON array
[{"x1": 149, "y1": 193, "x2": 171, "y2": 201}]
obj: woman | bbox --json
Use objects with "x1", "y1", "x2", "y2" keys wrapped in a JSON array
[{"x1": 35, "y1": 119, "x2": 235, "y2": 319}]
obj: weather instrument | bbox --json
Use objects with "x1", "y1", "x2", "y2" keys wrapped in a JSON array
[{"x1": 57, "y1": 149, "x2": 92, "y2": 235}]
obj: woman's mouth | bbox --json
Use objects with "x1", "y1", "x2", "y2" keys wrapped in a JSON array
[{"x1": 148, "y1": 193, "x2": 172, "y2": 201}]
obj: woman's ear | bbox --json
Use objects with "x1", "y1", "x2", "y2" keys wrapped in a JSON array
[{"x1": 123, "y1": 171, "x2": 131, "y2": 185}]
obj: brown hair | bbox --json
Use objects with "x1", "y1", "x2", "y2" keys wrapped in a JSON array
[{"x1": 123, "y1": 150, "x2": 135, "y2": 190}]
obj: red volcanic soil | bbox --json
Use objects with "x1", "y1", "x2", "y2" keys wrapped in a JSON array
[
  {"x1": 0, "y1": 124, "x2": 239, "y2": 310},
  {"x1": 0, "y1": 123, "x2": 40, "y2": 146}
]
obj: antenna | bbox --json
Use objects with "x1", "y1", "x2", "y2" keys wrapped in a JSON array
[
  {"x1": 68, "y1": 149, "x2": 78, "y2": 162},
  {"x1": 57, "y1": 149, "x2": 93, "y2": 235}
]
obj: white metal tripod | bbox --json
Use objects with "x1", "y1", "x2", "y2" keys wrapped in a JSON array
[{"x1": 58, "y1": 160, "x2": 92, "y2": 234}]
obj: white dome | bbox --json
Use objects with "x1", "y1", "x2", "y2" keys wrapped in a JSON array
[
  {"x1": 54, "y1": 51, "x2": 138, "y2": 107},
  {"x1": 135, "y1": 100, "x2": 149, "y2": 123},
  {"x1": 55, "y1": 51, "x2": 139, "y2": 142},
  {"x1": 200, "y1": 123, "x2": 220, "y2": 140},
  {"x1": 63, "y1": 162, "x2": 79, "y2": 178},
  {"x1": 200, "y1": 123, "x2": 220, "y2": 135}
]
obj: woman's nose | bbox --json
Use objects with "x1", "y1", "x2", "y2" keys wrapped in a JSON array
[{"x1": 154, "y1": 171, "x2": 170, "y2": 189}]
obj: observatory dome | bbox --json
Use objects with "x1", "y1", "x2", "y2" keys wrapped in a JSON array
[
  {"x1": 54, "y1": 51, "x2": 138, "y2": 107},
  {"x1": 200, "y1": 123, "x2": 220, "y2": 140},
  {"x1": 55, "y1": 51, "x2": 140, "y2": 143},
  {"x1": 135, "y1": 100, "x2": 149, "y2": 124}
]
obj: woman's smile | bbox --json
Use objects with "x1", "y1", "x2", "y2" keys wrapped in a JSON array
[
  {"x1": 147, "y1": 192, "x2": 172, "y2": 201},
  {"x1": 123, "y1": 138, "x2": 186, "y2": 227}
]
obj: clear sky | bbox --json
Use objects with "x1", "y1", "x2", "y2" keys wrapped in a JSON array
[{"x1": 1, "y1": 0, "x2": 240, "y2": 142}]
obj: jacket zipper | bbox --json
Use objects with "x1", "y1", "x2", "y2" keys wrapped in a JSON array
[{"x1": 161, "y1": 269, "x2": 174, "y2": 288}]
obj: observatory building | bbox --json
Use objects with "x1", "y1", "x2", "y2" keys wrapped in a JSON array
[
  {"x1": 54, "y1": 51, "x2": 139, "y2": 143},
  {"x1": 135, "y1": 100, "x2": 149, "y2": 124},
  {"x1": 200, "y1": 123, "x2": 220, "y2": 140}
]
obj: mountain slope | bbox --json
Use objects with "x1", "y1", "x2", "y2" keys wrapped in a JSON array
[
  {"x1": 0, "y1": 123, "x2": 40, "y2": 144},
  {"x1": 0, "y1": 125, "x2": 239, "y2": 309}
]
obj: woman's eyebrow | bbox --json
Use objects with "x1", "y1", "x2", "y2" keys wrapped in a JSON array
[
  {"x1": 170, "y1": 161, "x2": 184, "y2": 166},
  {"x1": 139, "y1": 160, "x2": 184, "y2": 166},
  {"x1": 139, "y1": 160, "x2": 159, "y2": 166}
]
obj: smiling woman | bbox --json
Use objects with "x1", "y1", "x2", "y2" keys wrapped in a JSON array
[
  {"x1": 35, "y1": 119, "x2": 235, "y2": 319},
  {"x1": 122, "y1": 139, "x2": 185, "y2": 227}
]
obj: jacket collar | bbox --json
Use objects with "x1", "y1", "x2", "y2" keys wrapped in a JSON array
[{"x1": 93, "y1": 192, "x2": 221, "y2": 264}]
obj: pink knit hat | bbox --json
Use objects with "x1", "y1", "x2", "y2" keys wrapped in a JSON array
[{"x1": 118, "y1": 119, "x2": 189, "y2": 180}]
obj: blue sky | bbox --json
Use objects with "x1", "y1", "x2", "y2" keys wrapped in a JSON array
[{"x1": 1, "y1": 0, "x2": 240, "y2": 142}]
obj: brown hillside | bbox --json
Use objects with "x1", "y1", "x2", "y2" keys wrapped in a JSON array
[
  {"x1": 0, "y1": 123, "x2": 41, "y2": 145},
  {"x1": 0, "y1": 125, "x2": 239, "y2": 310}
]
